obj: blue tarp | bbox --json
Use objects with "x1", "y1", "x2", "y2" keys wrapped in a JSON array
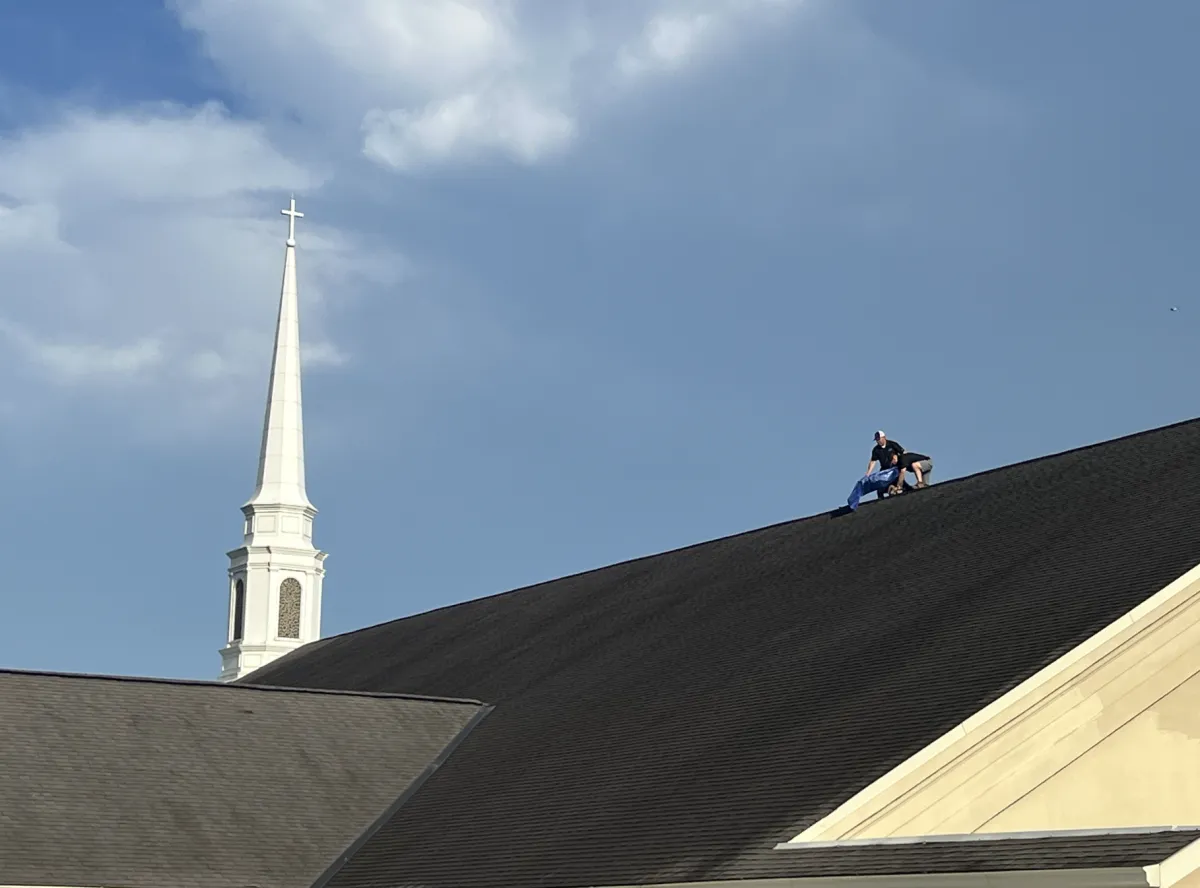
[{"x1": 847, "y1": 467, "x2": 900, "y2": 511}]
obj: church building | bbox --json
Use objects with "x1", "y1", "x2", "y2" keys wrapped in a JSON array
[{"x1": 3, "y1": 200, "x2": 1200, "y2": 888}]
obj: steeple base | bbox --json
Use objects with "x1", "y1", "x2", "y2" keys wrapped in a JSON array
[
  {"x1": 219, "y1": 541, "x2": 327, "y2": 683},
  {"x1": 219, "y1": 639, "x2": 308, "y2": 682}
]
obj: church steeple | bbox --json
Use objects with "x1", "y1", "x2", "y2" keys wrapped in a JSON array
[
  {"x1": 246, "y1": 197, "x2": 312, "y2": 511},
  {"x1": 219, "y1": 197, "x2": 328, "y2": 683}
]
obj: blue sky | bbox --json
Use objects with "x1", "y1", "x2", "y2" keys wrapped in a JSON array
[{"x1": 1, "y1": 0, "x2": 1196, "y2": 680}]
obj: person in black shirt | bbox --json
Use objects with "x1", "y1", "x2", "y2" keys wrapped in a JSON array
[
  {"x1": 866, "y1": 430, "x2": 933, "y2": 495},
  {"x1": 866, "y1": 430, "x2": 902, "y2": 476}
]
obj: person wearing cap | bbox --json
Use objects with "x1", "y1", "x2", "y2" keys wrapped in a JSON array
[
  {"x1": 867, "y1": 431, "x2": 932, "y2": 495},
  {"x1": 866, "y1": 430, "x2": 904, "y2": 496}
]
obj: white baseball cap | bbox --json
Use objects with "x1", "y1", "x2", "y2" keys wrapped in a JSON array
[{"x1": 874, "y1": 430, "x2": 885, "y2": 441}]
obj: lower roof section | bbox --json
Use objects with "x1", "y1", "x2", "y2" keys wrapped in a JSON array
[{"x1": 0, "y1": 669, "x2": 486, "y2": 888}]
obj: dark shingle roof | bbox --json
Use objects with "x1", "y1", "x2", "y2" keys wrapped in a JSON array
[
  {"x1": 742, "y1": 830, "x2": 1200, "y2": 879},
  {"x1": 0, "y1": 670, "x2": 485, "y2": 888},
  {"x1": 248, "y1": 417, "x2": 1200, "y2": 888}
]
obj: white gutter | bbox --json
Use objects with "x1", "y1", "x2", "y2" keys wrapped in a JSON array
[
  {"x1": 571, "y1": 867, "x2": 1153, "y2": 888},
  {"x1": 566, "y1": 829, "x2": 1200, "y2": 888},
  {"x1": 1145, "y1": 835, "x2": 1200, "y2": 888}
]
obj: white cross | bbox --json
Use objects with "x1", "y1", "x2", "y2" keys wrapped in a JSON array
[{"x1": 281, "y1": 196, "x2": 304, "y2": 244}]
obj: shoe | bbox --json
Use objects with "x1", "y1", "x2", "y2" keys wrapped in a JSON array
[{"x1": 916, "y1": 481, "x2": 927, "y2": 489}]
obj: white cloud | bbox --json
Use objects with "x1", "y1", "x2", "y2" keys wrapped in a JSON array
[
  {"x1": 303, "y1": 340, "x2": 349, "y2": 367},
  {"x1": 0, "y1": 101, "x2": 315, "y2": 202},
  {"x1": 362, "y1": 88, "x2": 575, "y2": 170},
  {"x1": 173, "y1": 0, "x2": 518, "y2": 111},
  {"x1": 615, "y1": 0, "x2": 806, "y2": 80},
  {"x1": 0, "y1": 102, "x2": 388, "y2": 433},
  {"x1": 0, "y1": 0, "x2": 824, "y2": 441},
  {"x1": 0, "y1": 320, "x2": 163, "y2": 382},
  {"x1": 615, "y1": 10, "x2": 719, "y2": 79},
  {"x1": 0, "y1": 202, "x2": 70, "y2": 250},
  {"x1": 172, "y1": 0, "x2": 809, "y2": 172}
]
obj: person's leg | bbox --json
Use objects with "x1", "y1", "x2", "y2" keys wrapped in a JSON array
[
  {"x1": 897, "y1": 453, "x2": 929, "y2": 487},
  {"x1": 916, "y1": 458, "x2": 932, "y2": 487},
  {"x1": 891, "y1": 454, "x2": 915, "y2": 489}
]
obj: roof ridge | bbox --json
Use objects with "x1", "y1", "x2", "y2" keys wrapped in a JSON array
[
  {"x1": 0, "y1": 667, "x2": 485, "y2": 706},
  {"x1": 318, "y1": 413, "x2": 1200, "y2": 644},
  {"x1": 923, "y1": 412, "x2": 1200, "y2": 489}
]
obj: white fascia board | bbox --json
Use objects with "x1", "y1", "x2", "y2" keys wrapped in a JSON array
[
  {"x1": 558, "y1": 865, "x2": 1154, "y2": 888},
  {"x1": 1146, "y1": 835, "x2": 1200, "y2": 888}
]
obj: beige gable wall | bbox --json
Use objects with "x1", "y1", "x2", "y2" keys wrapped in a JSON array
[
  {"x1": 980, "y1": 669, "x2": 1200, "y2": 832},
  {"x1": 787, "y1": 562, "x2": 1200, "y2": 844}
]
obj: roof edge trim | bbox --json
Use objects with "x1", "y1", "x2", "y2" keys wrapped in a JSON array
[
  {"x1": 0, "y1": 667, "x2": 486, "y2": 707},
  {"x1": 567, "y1": 865, "x2": 1154, "y2": 888},
  {"x1": 308, "y1": 702, "x2": 496, "y2": 888},
  {"x1": 788, "y1": 558, "x2": 1200, "y2": 843},
  {"x1": 775, "y1": 827, "x2": 1200, "y2": 850},
  {"x1": 1148, "y1": 834, "x2": 1200, "y2": 888}
]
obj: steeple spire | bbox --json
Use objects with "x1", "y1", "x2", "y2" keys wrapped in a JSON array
[
  {"x1": 219, "y1": 196, "x2": 327, "y2": 683},
  {"x1": 246, "y1": 196, "x2": 311, "y2": 510}
]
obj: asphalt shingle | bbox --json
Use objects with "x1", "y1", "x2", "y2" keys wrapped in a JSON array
[
  {"x1": 0, "y1": 671, "x2": 485, "y2": 888},
  {"x1": 250, "y1": 416, "x2": 1200, "y2": 888}
]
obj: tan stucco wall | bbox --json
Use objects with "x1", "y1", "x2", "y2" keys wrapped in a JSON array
[
  {"x1": 1174, "y1": 870, "x2": 1200, "y2": 888},
  {"x1": 980, "y1": 669, "x2": 1200, "y2": 832},
  {"x1": 864, "y1": 597, "x2": 1200, "y2": 837}
]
